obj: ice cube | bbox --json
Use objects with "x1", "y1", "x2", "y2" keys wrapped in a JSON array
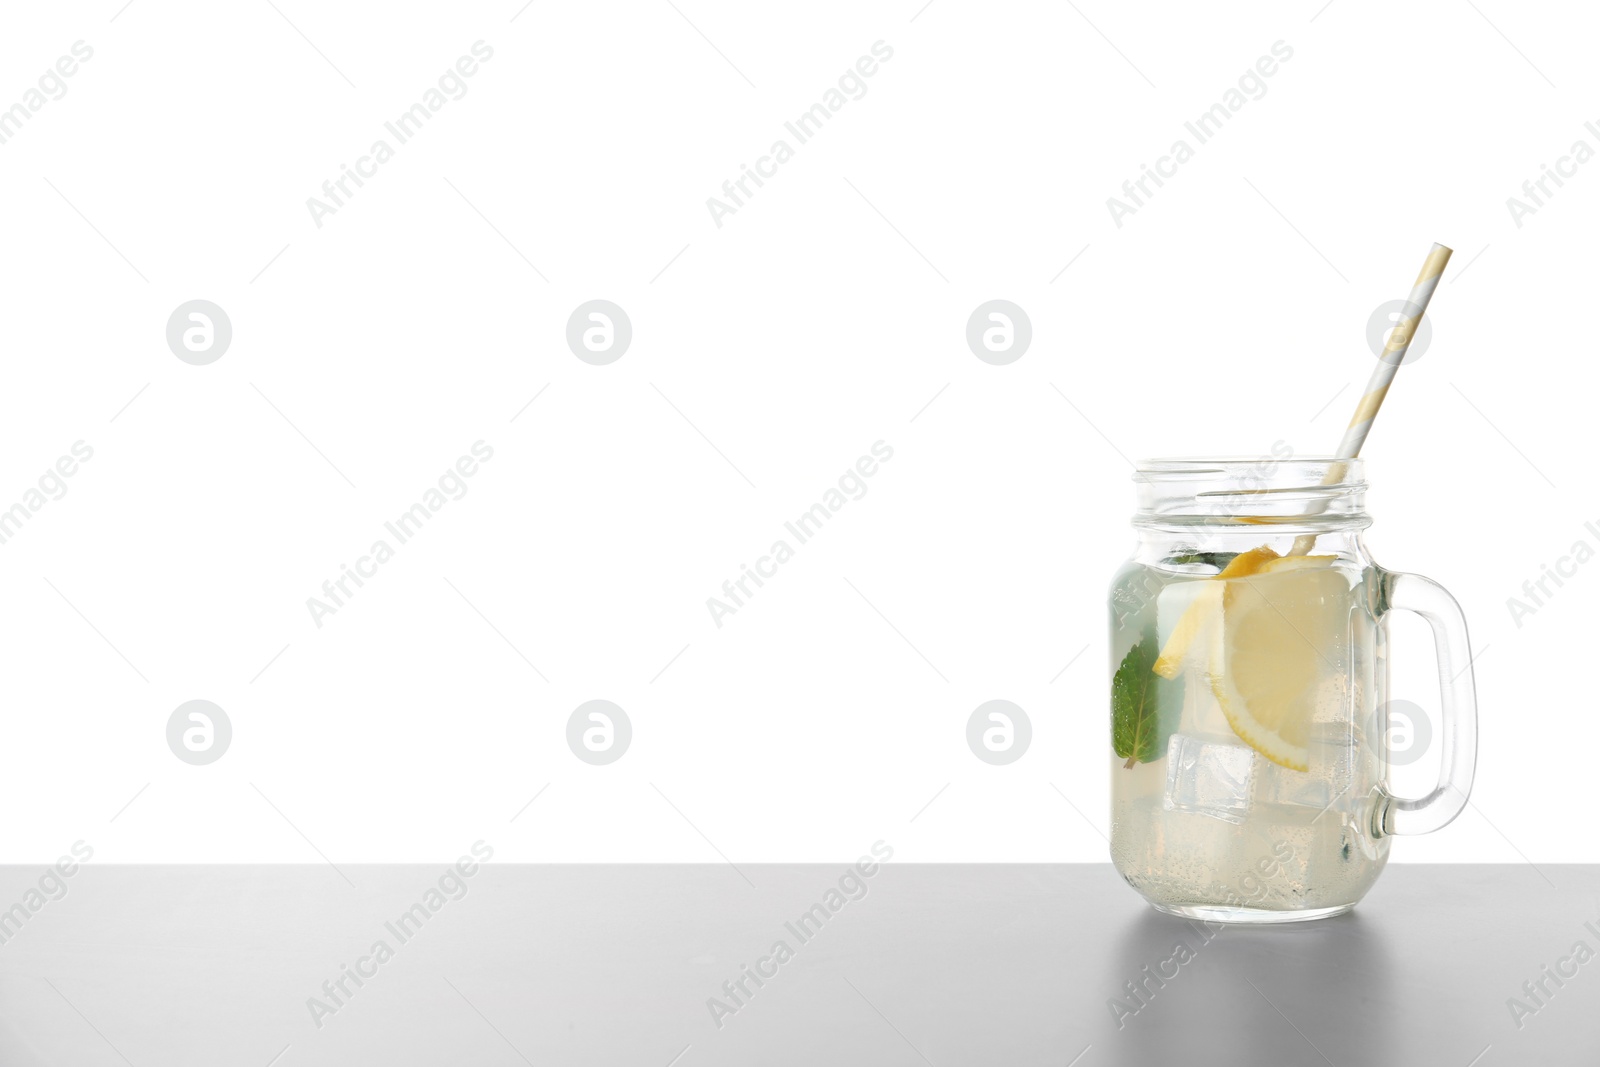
[
  {"x1": 1256, "y1": 726, "x2": 1357, "y2": 813},
  {"x1": 1163, "y1": 733, "x2": 1254, "y2": 824}
]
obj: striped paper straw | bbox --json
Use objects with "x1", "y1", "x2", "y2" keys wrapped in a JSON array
[
  {"x1": 1335, "y1": 241, "x2": 1453, "y2": 457},
  {"x1": 1288, "y1": 242, "x2": 1452, "y2": 555}
]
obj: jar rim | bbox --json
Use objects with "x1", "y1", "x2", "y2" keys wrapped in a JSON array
[
  {"x1": 1137, "y1": 455, "x2": 1363, "y2": 474},
  {"x1": 1132, "y1": 455, "x2": 1368, "y2": 529}
]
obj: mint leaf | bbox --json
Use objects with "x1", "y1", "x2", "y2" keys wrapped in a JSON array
[{"x1": 1111, "y1": 627, "x2": 1185, "y2": 768}]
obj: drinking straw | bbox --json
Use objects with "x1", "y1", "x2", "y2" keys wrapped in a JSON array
[{"x1": 1287, "y1": 242, "x2": 1452, "y2": 556}]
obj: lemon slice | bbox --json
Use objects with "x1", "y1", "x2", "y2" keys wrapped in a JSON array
[
  {"x1": 1152, "y1": 546, "x2": 1279, "y2": 679},
  {"x1": 1207, "y1": 554, "x2": 1347, "y2": 771}
]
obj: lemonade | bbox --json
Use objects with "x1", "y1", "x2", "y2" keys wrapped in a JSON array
[
  {"x1": 1108, "y1": 244, "x2": 1475, "y2": 920},
  {"x1": 1108, "y1": 546, "x2": 1389, "y2": 921}
]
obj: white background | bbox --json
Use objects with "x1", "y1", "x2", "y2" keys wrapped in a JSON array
[{"x1": 0, "y1": 0, "x2": 1590, "y2": 866}]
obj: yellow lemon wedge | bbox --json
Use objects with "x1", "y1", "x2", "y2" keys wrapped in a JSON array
[
  {"x1": 1152, "y1": 546, "x2": 1280, "y2": 680},
  {"x1": 1207, "y1": 554, "x2": 1347, "y2": 771}
]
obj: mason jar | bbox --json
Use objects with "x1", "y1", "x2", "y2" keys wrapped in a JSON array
[{"x1": 1107, "y1": 456, "x2": 1477, "y2": 922}]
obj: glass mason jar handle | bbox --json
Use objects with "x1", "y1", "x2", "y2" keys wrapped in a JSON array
[{"x1": 1374, "y1": 570, "x2": 1479, "y2": 836}]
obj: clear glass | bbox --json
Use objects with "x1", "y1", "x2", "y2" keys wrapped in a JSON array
[{"x1": 1107, "y1": 457, "x2": 1477, "y2": 923}]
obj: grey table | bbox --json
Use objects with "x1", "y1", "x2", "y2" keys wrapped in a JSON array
[{"x1": 0, "y1": 863, "x2": 1594, "y2": 1065}]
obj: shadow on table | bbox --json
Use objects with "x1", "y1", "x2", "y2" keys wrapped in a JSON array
[{"x1": 1098, "y1": 904, "x2": 1397, "y2": 1066}]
